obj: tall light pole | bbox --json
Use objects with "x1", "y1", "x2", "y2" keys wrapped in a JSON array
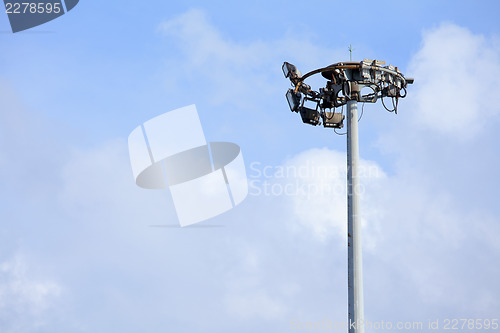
[
  {"x1": 346, "y1": 94, "x2": 364, "y2": 333},
  {"x1": 283, "y1": 59, "x2": 413, "y2": 333}
]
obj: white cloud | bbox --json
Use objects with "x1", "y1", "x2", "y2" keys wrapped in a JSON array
[
  {"x1": 407, "y1": 23, "x2": 500, "y2": 137},
  {"x1": 223, "y1": 246, "x2": 292, "y2": 321},
  {"x1": 57, "y1": 138, "x2": 175, "y2": 226},
  {"x1": 274, "y1": 148, "x2": 387, "y2": 249},
  {"x1": 276, "y1": 146, "x2": 472, "y2": 251},
  {"x1": 158, "y1": 9, "x2": 345, "y2": 109},
  {"x1": 0, "y1": 254, "x2": 62, "y2": 332},
  {"x1": 267, "y1": 144, "x2": 500, "y2": 318},
  {"x1": 225, "y1": 289, "x2": 287, "y2": 321}
]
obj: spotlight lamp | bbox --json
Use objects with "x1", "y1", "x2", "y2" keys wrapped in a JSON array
[
  {"x1": 283, "y1": 59, "x2": 414, "y2": 128},
  {"x1": 282, "y1": 62, "x2": 302, "y2": 81},
  {"x1": 286, "y1": 89, "x2": 301, "y2": 112}
]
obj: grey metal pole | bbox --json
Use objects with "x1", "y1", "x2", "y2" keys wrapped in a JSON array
[{"x1": 346, "y1": 96, "x2": 365, "y2": 333}]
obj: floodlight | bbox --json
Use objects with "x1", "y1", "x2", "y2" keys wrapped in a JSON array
[
  {"x1": 282, "y1": 62, "x2": 302, "y2": 80},
  {"x1": 286, "y1": 89, "x2": 301, "y2": 112},
  {"x1": 322, "y1": 112, "x2": 345, "y2": 128},
  {"x1": 299, "y1": 107, "x2": 320, "y2": 125}
]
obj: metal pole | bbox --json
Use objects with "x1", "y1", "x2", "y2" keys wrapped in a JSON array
[{"x1": 346, "y1": 95, "x2": 365, "y2": 333}]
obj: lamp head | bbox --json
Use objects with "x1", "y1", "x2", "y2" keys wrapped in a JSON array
[{"x1": 282, "y1": 62, "x2": 302, "y2": 80}]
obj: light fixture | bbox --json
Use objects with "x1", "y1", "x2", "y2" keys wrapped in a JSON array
[
  {"x1": 286, "y1": 89, "x2": 301, "y2": 112},
  {"x1": 299, "y1": 107, "x2": 320, "y2": 125},
  {"x1": 322, "y1": 112, "x2": 345, "y2": 128},
  {"x1": 283, "y1": 59, "x2": 414, "y2": 121},
  {"x1": 282, "y1": 62, "x2": 302, "y2": 80}
]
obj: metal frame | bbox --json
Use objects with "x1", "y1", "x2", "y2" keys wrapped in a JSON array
[{"x1": 283, "y1": 59, "x2": 413, "y2": 115}]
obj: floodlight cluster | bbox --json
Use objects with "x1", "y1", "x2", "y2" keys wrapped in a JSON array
[{"x1": 283, "y1": 60, "x2": 414, "y2": 128}]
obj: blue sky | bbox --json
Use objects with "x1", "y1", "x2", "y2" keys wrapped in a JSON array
[{"x1": 1, "y1": 1, "x2": 500, "y2": 332}]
